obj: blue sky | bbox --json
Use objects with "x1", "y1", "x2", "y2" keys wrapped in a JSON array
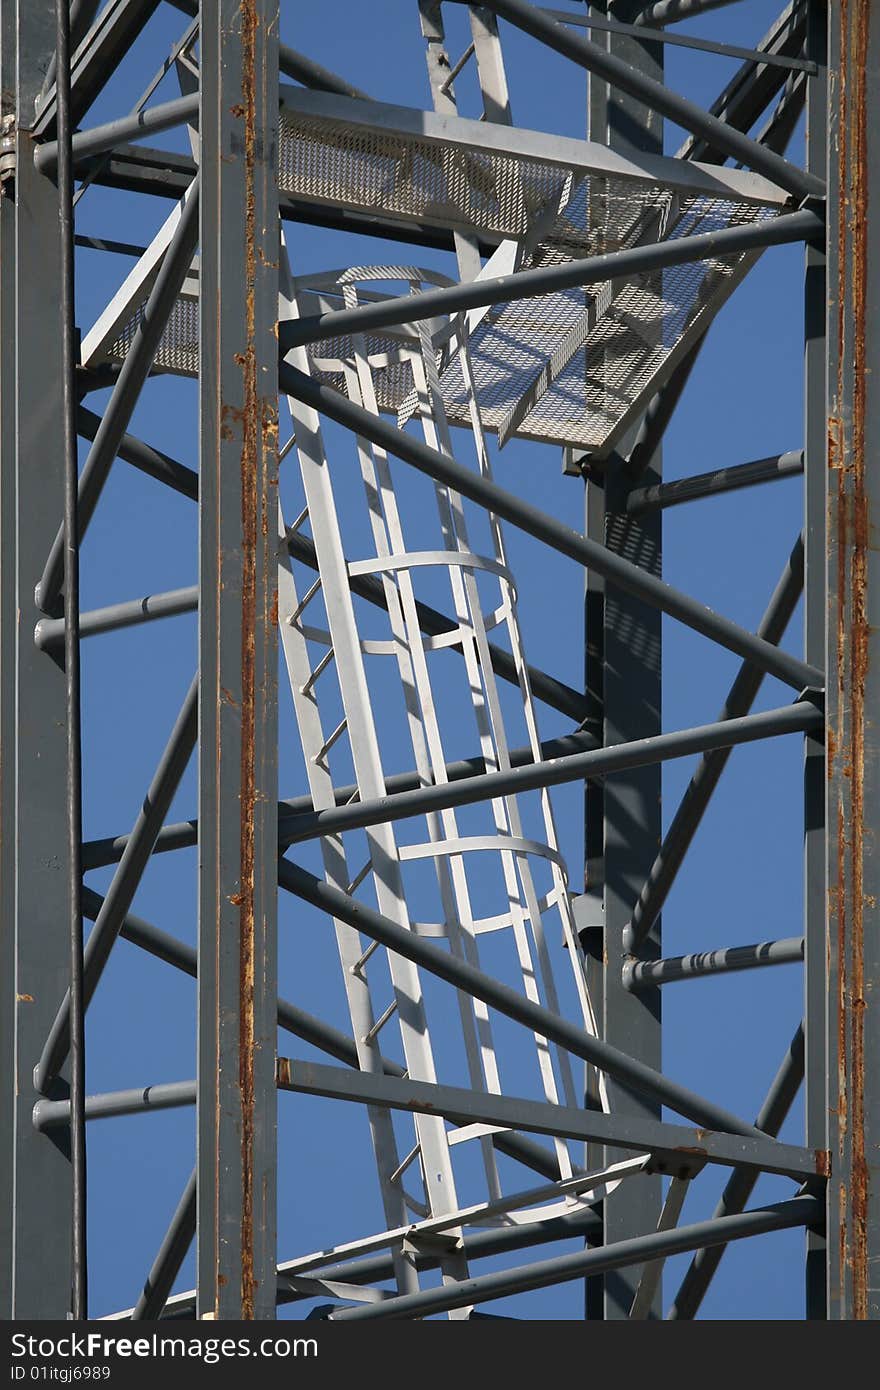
[{"x1": 72, "y1": 0, "x2": 810, "y2": 1319}]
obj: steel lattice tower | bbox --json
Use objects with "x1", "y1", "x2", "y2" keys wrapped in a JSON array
[{"x1": 0, "y1": 0, "x2": 875, "y2": 1321}]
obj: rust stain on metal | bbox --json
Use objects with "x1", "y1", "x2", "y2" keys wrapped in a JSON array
[
  {"x1": 832, "y1": 0, "x2": 871, "y2": 1319},
  {"x1": 815, "y1": 1150, "x2": 832, "y2": 1180},
  {"x1": 235, "y1": 0, "x2": 260, "y2": 1322},
  {"x1": 276, "y1": 1057, "x2": 292, "y2": 1088}
]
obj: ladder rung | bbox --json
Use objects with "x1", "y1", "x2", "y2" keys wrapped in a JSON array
[
  {"x1": 301, "y1": 646, "x2": 335, "y2": 695},
  {"x1": 313, "y1": 716, "x2": 347, "y2": 763},
  {"x1": 388, "y1": 1143, "x2": 421, "y2": 1186},
  {"x1": 363, "y1": 998, "x2": 398, "y2": 1044},
  {"x1": 351, "y1": 935, "x2": 380, "y2": 974},
  {"x1": 290, "y1": 575, "x2": 322, "y2": 624}
]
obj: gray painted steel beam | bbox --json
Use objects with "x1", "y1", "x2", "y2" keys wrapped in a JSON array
[
  {"x1": 282, "y1": 702, "x2": 822, "y2": 844},
  {"x1": 279, "y1": 210, "x2": 823, "y2": 351},
  {"x1": 279, "y1": 1059, "x2": 826, "y2": 1181},
  {"x1": 34, "y1": 1081, "x2": 196, "y2": 1130},
  {"x1": 825, "y1": 0, "x2": 880, "y2": 1321},
  {"x1": 623, "y1": 938, "x2": 805, "y2": 990},
  {"x1": 196, "y1": 0, "x2": 280, "y2": 1321},
  {"x1": 625, "y1": 451, "x2": 804, "y2": 514},
  {"x1": 328, "y1": 1196, "x2": 823, "y2": 1319},
  {"x1": 6, "y1": 3, "x2": 73, "y2": 1317},
  {"x1": 82, "y1": 729, "x2": 598, "y2": 872},
  {"x1": 34, "y1": 0, "x2": 163, "y2": 135},
  {"x1": 280, "y1": 859, "x2": 773, "y2": 1138},
  {"x1": 35, "y1": 92, "x2": 199, "y2": 174},
  {"x1": 802, "y1": 0, "x2": 827, "y2": 1320},
  {"x1": 280, "y1": 362, "x2": 823, "y2": 693}
]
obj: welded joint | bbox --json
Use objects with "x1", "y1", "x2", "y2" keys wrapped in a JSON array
[{"x1": 645, "y1": 1153, "x2": 707, "y2": 1181}]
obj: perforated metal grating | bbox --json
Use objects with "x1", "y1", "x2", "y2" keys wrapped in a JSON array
[{"x1": 94, "y1": 112, "x2": 779, "y2": 452}]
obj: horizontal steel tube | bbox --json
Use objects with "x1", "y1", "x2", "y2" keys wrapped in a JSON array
[
  {"x1": 37, "y1": 175, "x2": 200, "y2": 615},
  {"x1": 82, "y1": 728, "x2": 596, "y2": 870},
  {"x1": 280, "y1": 364, "x2": 823, "y2": 693},
  {"x1": 280, "y1": 210, "x2": 823, "y2": 352},
  {"x1": 451, "y1": 0, "x2": 822, "y2": 199},
  {"x1": 125, "y1": 1210, "x2": 601, "y2": 1320},
  {"x1": 625, "y1": 533, "x2": 805, "y2": 951},
  {"x1": 36, "y1": 93, "x2": 199, "y2": 175},
  {"x1": 544, "y1": 7, "x2": 815, "y2": 73},
  {"x1": 34, "y1": 1080, "x2": 196, "y2": 1130},
  {"x1": 623, "y1": 937, "x2": 805, "y2": 989},
  {"x1": 282, "y1": 1058, "x2": 823, "y2": 1179},
  {"x1": 329, "y1": 1196, "x2": 822, "y2": 1320},
  {"x1": 36, "y1": 675, "x2": 199, "y2": 1092},
  {"x1": 668, "y1": 1023, "x2": 805, "y2": 1319},
  {"x1": 131, "y1": 1169, "x2": 196, "y2": 1322},
  {"x1": 283, "y1": 702, "x2": 822, "y2": 844},
  {"x1": 36, "y1": 586, "x2": 197, "y2": 650},
  {"x1": 81, "y1": 888, "x2": 564, "y2": 1184},
  {"x1": 76, "y1": 408, "x2": 198, "y2": 500},
  {"x1": 280, "y1": 859, "x2": 766, "y2": 1137},
  {"x1": 626, "y1": 450, "x2": 804, "y2": 514}
]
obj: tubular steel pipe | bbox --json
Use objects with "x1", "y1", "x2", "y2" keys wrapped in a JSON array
[
  {"x1": 77, "y1": 408, "x2": 199, "y2": 500},
  {"x1": 280, "y1": 364, "x2": 823, "y2": 693},
  {"x1": 56, "y1": 0, "x2": 87, "y2": 1323},
  {"x1": 329, "y1": 1196, "x2": 822, "y2": 1320},
  {"x1": 36, "y1": 675, "x2": 199, "y2": 1093},
  {"x1": 36, "y1": 586, "x2": 197, "y2": 651},
  {"x1": 624, "y1": 533, "x2": 806, "y2": 953},
  {"x1": 82, "y1": 729, "x2": 598, "y2": 871},
  {"x1": 283, "y1": 702, "x2": 822, "y2": 845},
  {"x1": 80, "y1": 888, "x2": 564, "y2": 1185},
  {"x1": 667, "y1": 1024, "x2": 806, "y2": 1319},
  {"x1": 280, "y1": 859, "x2": 769, "y2": 1138},
  {"x1": 34, "y1": 1081, "x2": 196, "y2": 1131},
  {"x1": 143, "y1": 1209, "x2": 602, "y2": 1320},
  {"x1": 36, "y1": 93, "x2": 199, "y2": 175},
  {"x1": 623, "y1": 937, "x2": 805, "y2": 990},
  {"x1": 279, "y1": 210, "x2": 823, "y2": 352},
  {"x1": 131, "y1": 1169, "x2": 196, "y2": 1322},
  {"x1": 626, "y1": 451, "x2": 805, "y2": 515},
  {"x1": 451, "y1": 0, "x2": 822, "y2": 200},
  {"x1": 36, "y1": 175, "x2": 201, "y2": 616}
]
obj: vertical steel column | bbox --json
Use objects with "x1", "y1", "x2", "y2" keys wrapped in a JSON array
[
  {"x1": 197, "y1": 0, "x2": 280, "y2": 1320},
  {"x1": 587, "y1": 0, "x2": 663, "y2": 1320},
  {"x1": 802, "y1": 0, "x2": 827, "y2": 1322},
  {"x1": 825, "y1": 0, "x2": 880, "y2": 1321},
  {"x1": 0, "y1": 0, "x2": 15, "y2": 1319},
  {"x1": 8, "y1": 1, "x2": 72, "y2": 1318}
]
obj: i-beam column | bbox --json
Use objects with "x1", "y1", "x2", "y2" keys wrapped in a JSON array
[
  {"x1": 825, "y1": 0, "x2": 880, "y2": 1321},
  {"x1": 588, "y1": 0, "x2": 663, "y2": 1322},
  {"x1": 3, "y1": 1, "x2": 73, "y2": 1319},
  {"x1": 196, "y1": 0, "x2": 280, "y2": 1321}
]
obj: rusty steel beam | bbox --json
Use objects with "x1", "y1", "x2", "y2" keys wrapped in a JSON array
[
  {"x1": 825, "y1": 0, "x2": 880, "y2": 1321},
  {"x1": 195, "y1": 0, "x2": 280, "y2": 1322}
]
